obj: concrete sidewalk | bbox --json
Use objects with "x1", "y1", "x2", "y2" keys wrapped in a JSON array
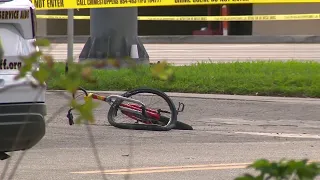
[{"x1": 38, "y1": 35, "x2": 320, "y2": 44}]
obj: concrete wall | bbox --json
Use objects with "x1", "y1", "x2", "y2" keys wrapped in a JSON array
[
  {"x1": 35, "y1": 10, "x2": 47, "y2": 36},
  {"x1": 36, "y1": 4, "x2": 320, "y2": 36},
  {"x1": 252, "y1": 3, "x2": 320, "y2": 35},
  {"x1": 45, "y1": 9, "x2": 90, "y2": 36}
]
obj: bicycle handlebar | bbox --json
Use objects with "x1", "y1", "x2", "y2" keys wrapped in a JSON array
[
  {"x1": 78, "y1": 87, "x2": 88, "y2": 96},
  {"x1": 67, "y1": 86, "x2": 88, "y2": 125}
]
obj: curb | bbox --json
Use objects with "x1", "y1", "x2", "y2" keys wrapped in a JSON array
[
  {"x1": 46, "y1": 90, "x2": 320, "y2": 105},
  {"x1": 37, "y1": 35, "x2": 320, "y2": 44}
]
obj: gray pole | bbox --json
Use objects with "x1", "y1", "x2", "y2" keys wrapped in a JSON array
[
  {"x1": 67, "y1": 9, "x2": 74, "y2": 62},
  {"x1": 79, "y1": 7, "x2": 149, "y2": 68}
]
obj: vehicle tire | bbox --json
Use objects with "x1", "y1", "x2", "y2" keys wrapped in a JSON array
[{"x1": 107, "y1": 88, "x2": 178, "y2": 131}]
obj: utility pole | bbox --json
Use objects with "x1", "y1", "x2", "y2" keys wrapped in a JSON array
[{"x1": 79, "y1": 7, "x2": 149, "y2": 68}]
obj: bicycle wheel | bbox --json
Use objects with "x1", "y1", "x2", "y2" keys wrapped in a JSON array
[{"x1": 107, "y1": 88, "x2": 178, "y2": 131}]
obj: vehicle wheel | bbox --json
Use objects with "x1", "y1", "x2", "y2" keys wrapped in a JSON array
[{"x1": 107, "y1": 88, "x2": 178, "y2": 131}]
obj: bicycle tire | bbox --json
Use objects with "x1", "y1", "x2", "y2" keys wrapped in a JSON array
[{"x1": 107, "y1": 88, "x2": 178, "y2": 131}]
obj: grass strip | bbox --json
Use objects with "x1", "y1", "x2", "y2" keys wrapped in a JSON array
[{"x1": 47, "y1": 60, "x2": 320, "y2": 98}]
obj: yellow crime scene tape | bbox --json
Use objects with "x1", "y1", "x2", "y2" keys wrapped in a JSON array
[
  {"x1": 36, "y1": 14, "x2": 320, "y2": 21},
  {"x1": 31, "y1": 0, "x2": 320, "y2": 10}
]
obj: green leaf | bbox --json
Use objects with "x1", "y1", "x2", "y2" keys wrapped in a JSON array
[
  {"x1": 234, "y1": 174, "x2": 260, "y2": 180},
  {"x1": 81, "y1": 66, "x2": 97, "y2": 83},
  {"x1": 14, "y1": 62, "x2": 33, "y2": 80},
  {"x1": 235, "y1": 159, "x2": 320, "y2": 180},
  {"x1": 32, "y1": 65, "x2": 50, "y2": 85},
  {"x1": 59, "y1": 62, "x2": 83, "y2": 93},
  {"x1": 43, "y1": 55, "x2": 54, "y2": 69},
  {"x1": 70, "y1": 97, "x2": 99, "y2": 124},
  {"x1": 249, "y1": 159, "x2": 271, "y2": 170},
  {"x1": 60, "y1": 75, "x2": 81, "y2": 94},
  {"x1": 296, "y1": 162, "x2": 320, "y2": 180},
  {"x1": 151, "y1": 61, "x2": 174, "y2": 81},
  {"x1": 15, "y1": 51, "x2": 43, "y2": 80},
  {"x1": 33, "y1": 38, "x2": 50, "y2": 47}
]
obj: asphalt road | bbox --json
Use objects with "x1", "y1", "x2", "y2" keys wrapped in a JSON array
[
  {"x1": 41, "y1": 43, "x2": 320, "y2": 65},
  {"x1": 1, "y1": 91, "x2": 320, "y2": 180}
]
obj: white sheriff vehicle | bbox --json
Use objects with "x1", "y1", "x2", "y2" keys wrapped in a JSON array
[{"x1": 0, "y1": 0, "x2": 46, "y2": 160}]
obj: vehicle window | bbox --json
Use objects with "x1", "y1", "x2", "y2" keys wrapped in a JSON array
[{"x1": 0, "y1": 23, "x2": 32, "y2": 56}]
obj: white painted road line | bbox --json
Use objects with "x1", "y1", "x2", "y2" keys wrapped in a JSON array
[{"x1": 235, "y1": 132, "x2": 320, "y2": 139}]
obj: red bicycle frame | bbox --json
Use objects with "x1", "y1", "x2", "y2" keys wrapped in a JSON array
[
  {"x1": 120, "y1": 103, "x2": 161, "y2": 124},
  {"x1": 90, "y1": 93, "x2": 162, "y2": 124}
]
